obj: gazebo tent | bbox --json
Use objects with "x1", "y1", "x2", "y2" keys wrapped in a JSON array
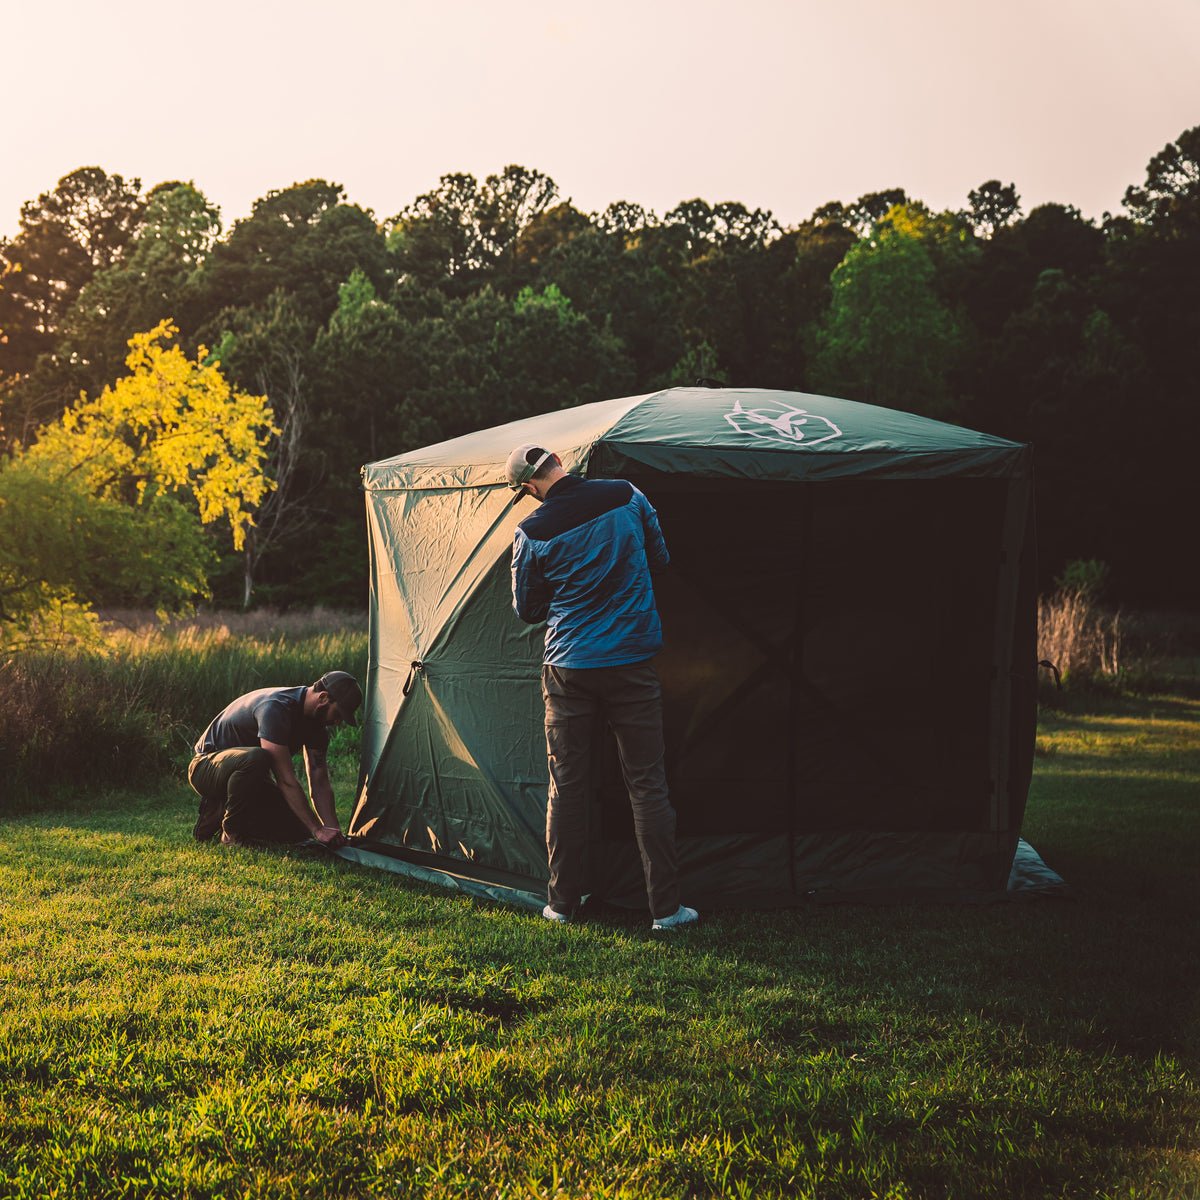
[{"x1": 347, "y1": 387, "x2": 1038, "y2": 907}]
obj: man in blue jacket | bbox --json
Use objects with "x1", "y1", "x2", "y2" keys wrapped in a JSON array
[{"x1": 507, "y1": 442, "x2": 697, "y2": 931}]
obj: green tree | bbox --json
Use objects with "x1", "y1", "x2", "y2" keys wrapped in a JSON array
[
  {"x1": 811, "y1": 189, "x2": 908, "y2": 237},
  {"x1": 784, "y1": 216, "x2": 857, "y2": 384},
  {"x1": 208, "y1": 293, "x2": 327, "y2": 607},
  {"x1": 848, "y1": 189, "x2": 909, "y2": 233},
  {"x1": 537, "y1": 226, "x2": 686, "y2": 389},
  {"x1": 596, "y1": 201, "x2": 655, "y2": 239},
  {"x1": 667, "y1": 340, "x2": 725, "y2": 387},
  {"x1": 317, "y1": 278, "x2": 634, "y2": 470},
  {"x1": 187, "y1": 180, "x2": 391, "y2": 352},
  {"x1": 1091, "y1": 127, "x2": 1200, "y2": 602},
  {"x1": 513, "y1": 202, "x2": 594, "y2": 272},
  {"x1": 537, "y1": 197, "x2": 788, "y2": 391},
  {"x1": 0, "y1": 168, "x2": 147, "y2": 448},
  {"x1": 965, "y1": 180, "x2": 1021, "y2": 239},
  {"x1": 177, "y1": 183, "x2": 392, "y2": 605},
  {"x1": 661, "y1": 199, "x2": 779, "y2": 257},
  {"x1": 58, "y1": 182, "x2": 222, "y2": 393},
  {"x1": 493, "y1": 283, "x2": 635, "y2": 417},
  {"x1": 0, "y1": 458, "x2": 213, "y2": 645},
  {"x1": 960, "y1": 202, "x2": 1104, "y2": 347},
  {"x1": 314, "y1": 270, "x2": 410, "y2": 465},
  {"x1": 0, "y1": 168, "x2": 146, "y2": 373},
  {"x1": 1123, "y1": 125, "x2": 1200, "y2": 232},
  {"x1": 808, "y1": 205, "x2": 970, "y2": 417},
  {"x1": 975, "y1": 270, "x2": 1148, "y2": 591},
  {"x1": 386, "y1": 166, "x2": 559, "y2": 292}
]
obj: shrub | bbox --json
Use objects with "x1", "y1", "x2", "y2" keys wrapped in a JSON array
[{"x1": 1052, "y1": 557, "x2": 1110, "y2": 600}]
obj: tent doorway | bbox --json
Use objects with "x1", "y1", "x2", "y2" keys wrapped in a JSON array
[{"x1": 590, "y1": 473, "x2": 1029, "y2": 882}]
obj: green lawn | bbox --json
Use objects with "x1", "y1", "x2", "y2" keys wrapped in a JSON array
[{"x1": 1, "y1": 693, "x2": 1198, "y2": 1199}]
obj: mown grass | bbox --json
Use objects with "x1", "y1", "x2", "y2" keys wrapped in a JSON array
[{"x1": 2, "y1": 677, "x2": 1198, "y2": 1198}]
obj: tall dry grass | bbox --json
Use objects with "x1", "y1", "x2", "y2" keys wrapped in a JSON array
[
  {"x1": 97, "y1": 605, "x2": 366, "y2": 641},
  {"x1": 1, "y1": 608, "x2": 367, "y2": 809},
  {"x1": 1037, "y1": 588, "x2": 1122, "y2": 683}
]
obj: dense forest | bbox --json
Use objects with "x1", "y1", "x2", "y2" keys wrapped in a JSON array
[{"x1": 1, "y1": 126, "x2": 1198, "y2": 627}]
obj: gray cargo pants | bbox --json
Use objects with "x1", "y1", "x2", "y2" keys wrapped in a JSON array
[{"x1": 542, "y1": 659, "x2": 680, "y2": 918}]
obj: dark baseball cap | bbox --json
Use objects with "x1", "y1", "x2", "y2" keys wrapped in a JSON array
[{"x1": 317, "y1": 670, "x2": 362, "y2": 725}]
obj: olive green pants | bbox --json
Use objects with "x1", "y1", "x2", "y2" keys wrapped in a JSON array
[{"x1": 188, "y1": 747, "x2": 308, "y2": 843}]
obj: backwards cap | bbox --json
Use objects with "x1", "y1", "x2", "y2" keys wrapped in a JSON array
[{"x1": 504, "y1": 443, "x2": 553, "y2": 490}]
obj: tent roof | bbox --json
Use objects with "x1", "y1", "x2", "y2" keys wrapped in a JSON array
[{"x1": 362, "y1": 387, "x2": 1028, "y2": 493}]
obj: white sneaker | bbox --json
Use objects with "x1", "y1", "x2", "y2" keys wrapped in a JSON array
[
  {"x1": 651, "y1": 905, "x2": 698, "y2": 931},
  {"x1": 542, "y1": 905, "x2": 569, "y2": 923}
]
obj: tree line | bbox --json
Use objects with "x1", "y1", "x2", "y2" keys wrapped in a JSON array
[{"x1": 1, "y1": 127, "x2": 1198, "y2": 634}]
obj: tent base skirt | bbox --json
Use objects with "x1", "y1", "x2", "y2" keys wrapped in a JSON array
[
  {"x1": 335, "y1": 840, "x2": 544, "y2": 911},
  {"x1": 333, "y1": 836, "x2": 1067, "y2": 911}
]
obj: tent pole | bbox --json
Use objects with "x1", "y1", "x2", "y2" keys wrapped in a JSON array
[
  {"x1": 989, "y1": 464, "x2": 1033, "y2": 832},
  {"x1": 786, "y1": 485, "x2": 813, "y2": 894}
]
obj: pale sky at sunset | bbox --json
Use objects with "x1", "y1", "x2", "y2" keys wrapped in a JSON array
[{"x1": 4, "y1": 0, "x2": 1199, "y2": 240}]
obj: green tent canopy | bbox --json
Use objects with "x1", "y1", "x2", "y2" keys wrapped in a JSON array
[{"x1": 347, "y1": 386, "x2": 1038, "y2": 907}]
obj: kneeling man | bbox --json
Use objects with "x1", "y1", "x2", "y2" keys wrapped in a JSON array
[{"x1": 188, "y1": 671, "x2": 361, "y2": 848}]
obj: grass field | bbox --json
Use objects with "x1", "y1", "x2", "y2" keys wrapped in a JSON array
[{"x1": 1, "y1": 675, "x2": 1198, "y2": 1196}]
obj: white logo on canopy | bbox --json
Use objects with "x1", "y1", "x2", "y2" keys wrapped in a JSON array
[{"x1": 724, "y1": 397, "x2": 842, "y2": 447}]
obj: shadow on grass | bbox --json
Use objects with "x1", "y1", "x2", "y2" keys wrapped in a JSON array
[{"x1": 1038, "y1": 689, "x2": 1200, "y2": 720}]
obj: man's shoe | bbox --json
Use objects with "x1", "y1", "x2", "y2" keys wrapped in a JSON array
[
  {"x1": 193, "y1": 797, "x2": 222, "y2": 842},
  {"x1": 651, "y1": 905, "x2": 698, "y2": 931},
  {"x1": 541, "y1": 905, "x2": 569, "y2": 923}
]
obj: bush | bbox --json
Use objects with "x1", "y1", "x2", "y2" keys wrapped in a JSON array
[{"x1": 1052, "y1": 557, "x2": 1111, "y2": 599}]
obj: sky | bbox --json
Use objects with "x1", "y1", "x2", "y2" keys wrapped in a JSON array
[{"x1": 4, "y1": 0, "x2": 1199, "y2": 241}]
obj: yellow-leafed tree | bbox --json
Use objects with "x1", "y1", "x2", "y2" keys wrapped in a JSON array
[{"x1": 0, "y1": 322, "x2": 275, "y2": 646}]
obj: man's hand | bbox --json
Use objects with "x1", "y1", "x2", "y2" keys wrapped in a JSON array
[{"x1": 314, "y1": 825, "x2": 346, "y2": 850}]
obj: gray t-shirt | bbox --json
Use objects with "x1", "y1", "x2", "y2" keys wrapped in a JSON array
[{"x1": 194, "y1": 686, "x2": 330, "y2": 762}]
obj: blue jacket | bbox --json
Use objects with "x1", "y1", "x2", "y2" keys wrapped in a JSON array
[{"x1": 511, "y1": 475, "x2": 669, "y2": 668}]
